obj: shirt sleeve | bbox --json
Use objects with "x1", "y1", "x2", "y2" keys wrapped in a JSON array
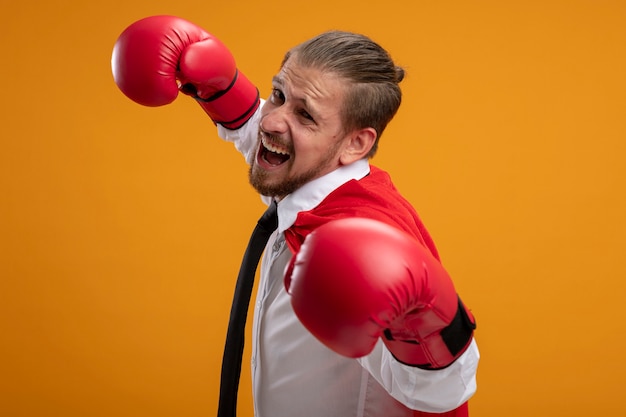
[
  {"x1": 357, "y1": 338, "x2": 479, "y2": 413},
  {"x1": 216, "y1": 100, "x2": 264, "y2": 165},
  {"x1": 216, "y1": 101, "x2": 272, "y2": 206}
]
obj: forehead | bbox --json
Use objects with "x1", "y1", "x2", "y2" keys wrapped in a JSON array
[{"x1": 274, "y1": 59, "x2": 348, "y2": 107}]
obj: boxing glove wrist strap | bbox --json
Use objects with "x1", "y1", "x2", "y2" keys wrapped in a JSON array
[
  {"x1": 384, "y1": 297, "x2": 476, "y2": 370},
  {"x1": 439, "y1": 297, "x2": 476, "y2": 357},
  {"x1": 192, "y1": 70, "x2": 261, "y2": 129}
]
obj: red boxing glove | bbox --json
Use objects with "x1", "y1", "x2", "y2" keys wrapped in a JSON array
[
  {"x1": 284, "y1": 218, "x2": 476, "y2": 370},
  {"x1": 111, "y1": 15, "x2": 260, "y2": 129}
]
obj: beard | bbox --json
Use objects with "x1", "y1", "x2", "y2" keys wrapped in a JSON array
[
  {"x1": 249, "y1": 163, "x2": 325, "y2": 198},
  {"x1": 248, "y1": 139, "x2": 343, "y2": 198}
]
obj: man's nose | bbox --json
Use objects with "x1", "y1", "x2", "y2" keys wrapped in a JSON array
[{"x1": 261, "y1": 105, "x2": 289, "y2": 134}]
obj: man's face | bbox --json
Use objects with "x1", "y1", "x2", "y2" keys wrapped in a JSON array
[{"x1": 248, "y1": 59, "x2": 351, "y2": 198}]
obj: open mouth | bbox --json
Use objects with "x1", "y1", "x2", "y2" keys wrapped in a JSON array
[{"x1": 260, "y1": 136, "x2": 291, "y2": 166}]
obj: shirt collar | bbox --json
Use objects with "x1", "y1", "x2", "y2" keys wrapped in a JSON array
[{"x1": 275, "y1": 159, "x2": 370, "y2": 233}]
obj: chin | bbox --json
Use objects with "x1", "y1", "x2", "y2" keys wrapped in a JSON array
[{"x1": 249, "y1": 165, "x2": 280, "y2": 197}]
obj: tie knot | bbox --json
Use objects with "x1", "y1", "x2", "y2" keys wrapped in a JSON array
[{"x1": 258, "y1": 200, "x2": 278, "y2": 232}]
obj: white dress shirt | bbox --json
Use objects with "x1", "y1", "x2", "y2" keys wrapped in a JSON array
[{"x1": 218, "y1": 105, "x2": 479, "y2": 417}]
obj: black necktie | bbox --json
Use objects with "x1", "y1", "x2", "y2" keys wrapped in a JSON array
[{"x1": 218, "y1": 201, "x2": 278, "y2": 417}]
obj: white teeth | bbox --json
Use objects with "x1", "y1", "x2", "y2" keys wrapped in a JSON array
[{"x1": 262, "y1": 137, "x2": 290, "y2": 155}]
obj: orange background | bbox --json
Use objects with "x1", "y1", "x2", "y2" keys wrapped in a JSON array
[{"x1": 1, "y1": 1, "x2": 625, "y2": 416}]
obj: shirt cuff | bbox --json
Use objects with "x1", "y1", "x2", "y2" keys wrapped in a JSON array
[{"x1": 358, "y1": 338, "x2": 480, "y2": 413}]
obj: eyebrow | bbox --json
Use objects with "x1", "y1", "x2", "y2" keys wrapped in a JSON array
[{"x1": 271, "y1": 74, "x2": 324, "y2": 121}]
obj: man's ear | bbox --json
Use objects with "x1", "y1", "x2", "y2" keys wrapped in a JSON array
[{"x1": 339, "y1": 127, "x2": 377, "y2": 165}]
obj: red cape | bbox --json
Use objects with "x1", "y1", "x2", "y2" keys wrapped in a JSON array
[{"x1": 284, "y1": 165, "x2": 440, "y2": 261}]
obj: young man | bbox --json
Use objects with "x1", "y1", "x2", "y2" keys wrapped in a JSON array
[{"x1": 113, "y1": 15, "x2": 479, "y2": 417}]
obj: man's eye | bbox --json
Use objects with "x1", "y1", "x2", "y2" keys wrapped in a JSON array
[
  {"x1": 299, "y1": 109, "x2": 314, "y2": 122},
  {"x1": 270, "y1": 88, "x2": 285, "y2": 104}
]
